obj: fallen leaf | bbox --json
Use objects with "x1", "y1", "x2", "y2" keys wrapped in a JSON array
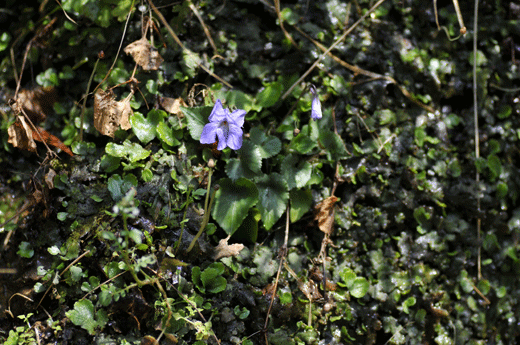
[
  {"x1": 31, "y1": 127, "x2": 74, "y2": 156},
  {"x1": 159, "y1": 96, "x2": 186, "y2": 117},
  {"x1": 94, "y1": 89, "x2": 133, "y2": 138},
  {"x1": 45, "y1": 169, "x2": 57, "y2": 189},
  {"x1": 315, "y1": 196, "x2": 338, "y2": 235},
  {"x1": 212, "y1": 236, "x2": 244, "y2": 260},
  {"x1": 124, "y1": 37, "x2": 164, "y2": 71},
  {"x1": 13, "y1": 87, "x2": 58, "y2": 124},
  {"x1": 7, "y1": 116, "x2": 37, "y2": 153}
]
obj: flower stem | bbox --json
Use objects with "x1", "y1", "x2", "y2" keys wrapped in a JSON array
[{"x1": 186, "y1": 168, "x2": 215, "y2": 253}]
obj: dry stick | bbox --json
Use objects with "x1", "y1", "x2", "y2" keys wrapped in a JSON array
[
  {"x1": 147, "y1": 0, "x2": 232, "y2": 89},
  {"x1": 78, "y1": 57, "x2": 100, "y2": 141},
  {"x1": 473, "y1": 0, "x2": 482, "y2": 280},
  {"x1": 281, "y1": 0, "x2": 388, "y2": 101},
  {"x1": 188, "y1": 1, "x2": 218, "y2": 54},
  {"x1": 263, "y1": 206, "x2": 290, "y2": 345},
  {"x1": 273, "y1": 0, "x2": 298, "y2": 48},
  {"x1": 91, "y1": 0, "x2": 134, "y2": 95},
  {"x1": 433, "y1": 0, "x2": 466, "y2": 41},
  {"x1": 293, "y1": 26, "x2": 435, "y2": 113}
]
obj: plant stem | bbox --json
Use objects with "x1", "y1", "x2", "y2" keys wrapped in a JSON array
[{"x1": 187, "y1": 170, "x2": 216, "y2": 253}]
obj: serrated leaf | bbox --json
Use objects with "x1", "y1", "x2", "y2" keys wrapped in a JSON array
[
  {"x1": 256, "y1": 82, "x2": 283, "y2": 108},
  {"x1": 66, "y1": 300, "x2": 98, "y2": 335},
  {"x1": 130, "y1": 110, "x2": 164, "y2": 144},
  {"x1": 290, "y1": 133, "x2": 316, "y2": 154},
  {"x1": 226, "y1": 158, "x2": 258, "y2": 181},
  {"x1": 289, "y1": 189, "x2": 313, "y2": 223},
  {"x1": 319, "y1": 131, "x2": 349, "y2": 160},
  {"x1": 212, "y1": 178, "x2": 258, "y2": 236},
  {"x1": 226, "y1": 90, "x2": 254, "y2": 112},
  {"x1": 250, "y1": 127, "x2": 281, "y2": 158},
  {"x1": 182, "y1": 105, "x2": 212, "y2": 141},
  {"x1": 156, "y1": 121, "x2": 180, "y2": 146},
  {"x1": 256, "y1": 173, "x2": 289, "y2": 230},
  {"x1": 225, "y1": 141, "x2": 262, "y2": 181},
  {"x1": 282, "y1": 154, "x2": 312, "y2": 190},
  {"x1": 233, "y1": 208, "x2": 261, "y2": 243},
  {"x1": 239, "y1": 140, "x2": 262, "y2": 173}
]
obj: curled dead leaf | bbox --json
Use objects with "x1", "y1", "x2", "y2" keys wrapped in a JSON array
[
  {"x1": 124, "y1": 37, "x2": 164, "y2": 71},
  {"x1": 94, "y1": 89, "x2": 133, "y2": 138},
  {"x1": 315, "y1": 196, "x2": 338, "y2": 235},
  {"x1": 8, "y1": 116, "x2": 37, "y2": 153},
  {"x1": 12, "y1": 87, "x2": 58, "y2": 124},
  {"x1": 7, "y1": 116, "x2": 74, "y2": 156},
  {"x1": 212, "y1": 237, "x2": 244, "y2": 260},
  {"x1": 159, "y1": 96, "x2": 186, "y2": 117}
]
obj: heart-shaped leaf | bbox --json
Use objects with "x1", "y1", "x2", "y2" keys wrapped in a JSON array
[{"x1": 212, "y1": 178, "x2": 258, "y2": 236}]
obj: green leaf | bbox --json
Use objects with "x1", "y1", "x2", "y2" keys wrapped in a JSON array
[
  {"x1": 182, "y1": 105, "x2": 212, "y2": 141},
  {"x1": 233, "y1": 208, "x2": 261, "y2": 243},
  {"x1": 17, "y1": 241, "x2": 34, "y2": 258},
  {"x1": 225, "y1": 141, "x2": 263, "y2": 181},
  {"x1": 192, "y1": 266, "x2": 203, "y2": 292},
  {"x1": 226, "y1": 90, "x2": 254, "y2": 112},
  {"x1": 256, "y1": 173, "x2": 289, "y2": 230},
  {"x1": 289, "y1": 189, "x2": 313, "y2": 223},
  {"x1": 249, "y1": 127, "x2": 281, "y2": 158},
  {"x1": 212, "y1": 178, "x2": 259, "y2": 236},
  {"x1": 256, "y1": 82, "x2": 283, "y2": 108},
  {"x1": 107, "y1": 174, "x2": 138, "y2": 201},
  {"x1": 401, "y1": 296, "x2": 416, "y2": 314},
  {"x1": 0, "y1": 32, "x2": 11, "y2": 52},
  {"x1": 487, "y1": 155, "x2": 501, "y2": 180},
  {"x1": 282, "y1": 154, "x2": 312, "y2": 190},
  {"x1": 339, "y1": 267, "x2": 357, "y2": 288},
  {"x1": 156, "y1": 121, "x2": 180, "y2": 146},
  {"x1": 106, "y1": 140, "x2": 150, "y2": 163},
  {"x1": 201, "y1": 263, "x2": 227, "y2": 293},
  {"x1": 130, "y1": 110, "x2": 165, "y2": 144},
  {"x1": 350, "y1": 277, "x2": 369, "y2": 298},
  {"x1": 319, "y1": 131, "x2": 349, "y2": 160},
  {"x1": 66, "y1": 300, "x2": 98, "y2": 335},
  {"x1": 289, "y1": 133, "x2": 316, "y2": 154},
  {"x1": 100, "y1": 154, "x2": 121, "y2": 172}
]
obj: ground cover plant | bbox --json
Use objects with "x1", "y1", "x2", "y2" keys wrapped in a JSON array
[{"x1": 1, "y1": 0, "x2": 520, "y2": 344}]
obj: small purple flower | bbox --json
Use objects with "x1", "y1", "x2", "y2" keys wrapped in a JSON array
[
  {"x1": 200, "y1": 99, "x2": 246, "y2": 150},
  {"x1": 310, "y1": 85, "x2": 322, "y2": 121}
]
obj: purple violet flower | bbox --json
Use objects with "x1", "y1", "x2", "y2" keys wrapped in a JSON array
[
  {"x1": 200, "y1": 99, "x2": 246, "y2": 150},
  {"x1": 310, "y1": 85, "x2": 322, "y2": 121}
]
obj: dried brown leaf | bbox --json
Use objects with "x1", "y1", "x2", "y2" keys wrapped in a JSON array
[
  {"x1": 31, "y1": 127, "x2": 74, "y2": 156},
  {"x1": 124, "y1": 37, "x2": 164, "y2": 71},
  {"x1": 212, "y1": 237, "x2": 244, "y2": 260},
  {"x1": 159, "y1": 96, "x2": 186, "y2": 117},
  {"x1": 7, "y1": 116, "x2": 37, "y2": 153},
  {"x1": 12, "y1": 87, "x2": 58, "y2": 124},
  {"x1": 94, "y1": 89, "x2": 133, "y2": 138},
  {"x1": 315, "y1": 196, "x2": 338, "y2": 235}
]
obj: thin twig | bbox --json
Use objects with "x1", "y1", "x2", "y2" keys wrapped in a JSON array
[
  {"x1": 188, "y1": 1, "x2": 218, "y2": 54},
  {"x1": 293, "y1": 26, "x2": 435, "y2": 113},
  {"x1": 148, "y1": 0, "x2": 232, "y2": 88},
  {"x1": 263, "y1": 206, "x2": 290, "y2": 344},
  {"x1": 473, "y1": 0, "x2": 481, "y2": 280},
  {"x1": 281, "y1": 0, "x2": 388, "y2": 100}
]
